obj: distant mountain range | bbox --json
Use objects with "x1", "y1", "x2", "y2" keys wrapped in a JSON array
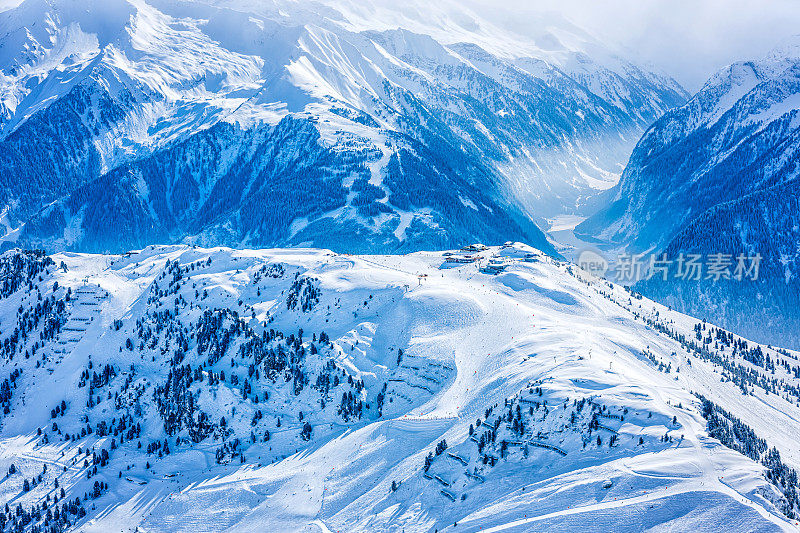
[
  {"x1": 578, "y1": 39, "x2": 800, "y2": 348},
  {"x1": 0, "y1": 0, "x2": 686, "y2": 254}
]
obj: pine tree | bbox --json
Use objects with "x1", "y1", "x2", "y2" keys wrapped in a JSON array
[{"x1": 423, "y1": 452, "x2": 433, "y2": 472}]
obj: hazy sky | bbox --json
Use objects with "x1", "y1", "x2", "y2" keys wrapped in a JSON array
[{"x1": 468, "y1": 0, "x2": 800, "y2": 91}]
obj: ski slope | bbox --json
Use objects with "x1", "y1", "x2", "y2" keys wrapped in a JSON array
[{"x1": 0, "y1": 243, "x2": 797, "y2": 531}]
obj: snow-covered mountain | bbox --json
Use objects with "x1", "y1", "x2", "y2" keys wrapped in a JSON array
[
  {"x1": 0, "y1": 0, "x2": 687, "y2": 254},
  {"x1": 0, "y1": 243, "x2": 798, "y2": 531},
  {"x1": 577, "y1": 38, "x2": 800, "y2": 349}
]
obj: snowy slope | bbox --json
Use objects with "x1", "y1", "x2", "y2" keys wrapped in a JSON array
[
  {"x1": 0, "y1": 244, "x2": 797, "y2": 531},
  {"x1": 0, "y1": 0, "x2": 686, "y2": 253},
  {"x1": 576, "y1": 37, "x2": 800, "y2": 349}
]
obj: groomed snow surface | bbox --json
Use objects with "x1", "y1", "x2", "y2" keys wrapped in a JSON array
[{"x1": 0, "y1": 243, "x2": 797, "y2": 532}]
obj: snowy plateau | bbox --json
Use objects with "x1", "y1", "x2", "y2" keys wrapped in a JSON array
[{"x1": 0, "y1": 244, "x2": 798, "y2": 532}]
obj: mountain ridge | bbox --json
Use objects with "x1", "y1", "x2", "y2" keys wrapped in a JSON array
[
  {"x1": 0, "y1": 243, "x2": 797, "y2": 531},
  {"x1": 577, "y1": 39, "x2": 800, "y2": 348},
  {"x1": 0, "y1": 0, "x2": 687, "y2": 254}
]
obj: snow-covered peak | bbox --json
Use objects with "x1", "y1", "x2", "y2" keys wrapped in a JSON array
[
  {"x1": 0, "y1": 0, "x2": 686, "y2": 255},
  {"x1": 0, "y1": 0, "x2": 685, "y2": 137},
  {"x1": 576, "y1": 36, "x2": 800, "y2": 351},
  {"x1": 764, "y1": 33, "x2": 800, "y2": 64}
]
